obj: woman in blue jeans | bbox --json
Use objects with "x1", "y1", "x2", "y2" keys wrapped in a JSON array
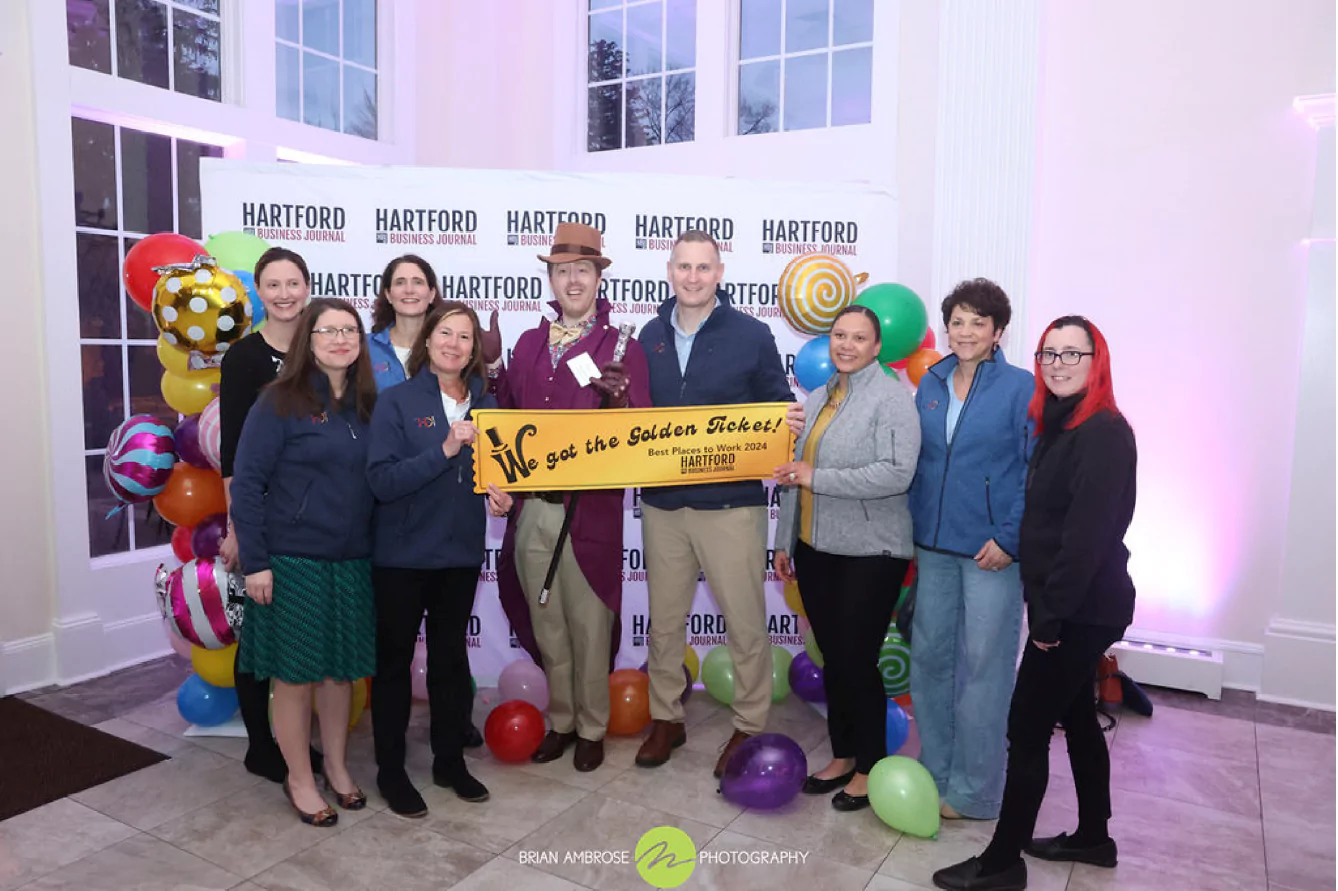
[{"x1": 908, "y1": 278, "x2": 1034, "y2": 820}]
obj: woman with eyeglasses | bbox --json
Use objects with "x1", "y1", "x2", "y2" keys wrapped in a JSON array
[
  {"x1": 933, "y1": 316, "x2": 1137, "y2": 891},
  {"x1": 907, "y1": 278, "x2": 1034, "y2": 823},
  {"x1": 230, "y1": 298, "x2": 379, "y2": 827},
  {"x1": 773, "y1": 304, "x2": 921, "y2": 812}
]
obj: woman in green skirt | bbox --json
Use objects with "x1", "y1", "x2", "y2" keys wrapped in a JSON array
[{"x1": 231, "y1": 297, "x2": 379, "y2": 827}]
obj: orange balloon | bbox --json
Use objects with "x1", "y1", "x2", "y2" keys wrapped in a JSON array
[
  {"x1": 607, "y1": 668, "x2": 651, "y2": 736},
  {"x1": 154, "y1": 463, "x2": 226, "y2": 527},
  {"x1": 906, "y1": 349, "x2": 943, "y2": 387}
]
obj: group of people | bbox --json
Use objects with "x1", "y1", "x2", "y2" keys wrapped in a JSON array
[{"x1": 215, "y1": 224, "x2": 1137, "y2": 891}]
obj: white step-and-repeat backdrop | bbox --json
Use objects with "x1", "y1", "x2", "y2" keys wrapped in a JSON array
[{"x1": 200, "y1": 162, "x2": 897, "y2": 683}]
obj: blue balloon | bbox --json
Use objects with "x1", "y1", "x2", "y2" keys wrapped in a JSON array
[
  {"x1": 233, "y1": 269, "x2": 265, "y2": 326},
  {"x1": 177, "y1": 674, "x2": 239, "y2": 727},
  {"x1": 886, "y1": 698, "x2": 910, "y2": 755},
  {"x1": 794, "y1": 336, "x2": 833, "y2": 392}
]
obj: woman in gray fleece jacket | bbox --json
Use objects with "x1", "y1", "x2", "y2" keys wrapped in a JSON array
[{"x1": 774, "y1": 304, "x2": 921, "y2": 812}]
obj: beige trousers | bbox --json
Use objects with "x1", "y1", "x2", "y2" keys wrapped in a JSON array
[
  {"x1": 642, "y1": 504, "x2": 772, "y2": 733},
  {"x1": 514, "y1": 499, "x2": 613, "y2": 741}
]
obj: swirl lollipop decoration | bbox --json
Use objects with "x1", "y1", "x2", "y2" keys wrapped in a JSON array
[
  {"x1": 196, "y1": 397, "x2": 222, "y2": 472},
  {"x1": 156, "y1": 558, "x2": 244, "y2": 650},
  {"x1": 152, "y1": 255, "x2": 252, "y2": 356},
  {"x1": 778, "y1": 253, "x2": 866, "y2": 335},
  {"x1": 103, "y1": 414, "x2": 177, "y2": 515},
  {"x1": 878, "y1": 627, "x2": 912, "y2": 698}
]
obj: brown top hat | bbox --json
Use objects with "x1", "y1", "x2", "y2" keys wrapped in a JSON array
[{"x1": 537, "y1": 222, "x2": 611, "y2": 270}]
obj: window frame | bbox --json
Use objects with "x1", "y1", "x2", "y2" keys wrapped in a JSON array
[
  {"x1": 68, "y1": 0, "x2": 226, "y2": 102},
  {"x1": 274, "y1": 0, "x2": 382, "y2": 140}
]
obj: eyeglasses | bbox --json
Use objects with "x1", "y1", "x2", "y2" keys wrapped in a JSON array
[
  {"x1": 312, "y1": 326, "x2": 359, "y2": 340},
  {"x1": 1035, "y1": 350, "x2": 1093, "y2": 366}
]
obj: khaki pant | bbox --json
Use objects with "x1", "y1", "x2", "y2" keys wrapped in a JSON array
[
  {"x1": 514, "y1": 499, "x2": 613, "y2": 741},
  {"x1": 642, "y1": 504, "x2": 771, "y2": 733}
]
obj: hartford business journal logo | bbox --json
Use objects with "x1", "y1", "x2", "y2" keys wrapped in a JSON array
[{"x1": 760, "y1": 218, "x2": 859, "y2": 256}]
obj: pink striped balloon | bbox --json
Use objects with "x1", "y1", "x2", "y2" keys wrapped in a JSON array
[
  {"x1": 197, "y1": 397, "x2": 222, "y2": 472},
  {"x1": 103, "y1": 414, "x2": 177, "y2": 510},
  {"x1": 155, "y1": 559, "x2": 244, "y2": 650}
]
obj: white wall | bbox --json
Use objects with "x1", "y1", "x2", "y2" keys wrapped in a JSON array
[{"x1": 1029, "y1": 0, "x2": 1334, "y2": 695}]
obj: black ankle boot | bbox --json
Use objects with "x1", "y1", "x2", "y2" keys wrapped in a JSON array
[{"x1": 434, "y1": 761, "x2": 489, "y2": 803}]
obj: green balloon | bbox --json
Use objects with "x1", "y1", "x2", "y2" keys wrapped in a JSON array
[
  {"x1": 701, "y1": 645, "x2": 735, "y2": 705},
  {"x1": 854, "y1": 283, "x2": 928, "y2": 365},
  {"x1": 204, "y1": 231, "x2": 271, "y2": 274},
  {"x1": 881, "y1": 364, "x2": 900, "y2": 380},
  {"x1": 879, "y1": 629, "x2": 911, "y2": 697},
  {"x1": 770, "y1": 646, "x2": 793, "y2": 702},
  {"x1": 868, "y1": 755, "x2": 941, "y2": 838},
  {"x1": 472, "y1": 676, "x2": 477, "y2": 696},
  {"x1": 803, "y1": 627, "x2": 824, "y2": 668}
]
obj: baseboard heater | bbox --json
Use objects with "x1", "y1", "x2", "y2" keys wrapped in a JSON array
[{"x1": 1111, "y1": 639, "x2": 1224, "y2": 700}]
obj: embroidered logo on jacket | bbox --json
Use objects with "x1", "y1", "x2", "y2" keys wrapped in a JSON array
[{"x1": 415, "y1": 416, "x2": 437, "y2": 428}]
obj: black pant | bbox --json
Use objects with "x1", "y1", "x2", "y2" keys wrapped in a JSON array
[
  {"x1": 984, "y1": 621, "x2": 1125, "y2": 865},
  {"x1": 371, "y1": 565, "x2": 480, "y2": 778},
  {"x1": 794, "y1": 540, "x2": 909, "y2": 775},
  {"x1": 234, "y1": 646, "x2": 275, "y2": 752}
]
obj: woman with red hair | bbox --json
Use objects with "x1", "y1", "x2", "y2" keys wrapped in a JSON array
[{"x1": 934, "y1": 316, "x2": 1137, "y2": 891}]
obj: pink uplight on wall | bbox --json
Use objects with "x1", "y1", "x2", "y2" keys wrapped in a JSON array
[{"x1": 1292, "y1": 93, "x2": 1335, "y2": 129}]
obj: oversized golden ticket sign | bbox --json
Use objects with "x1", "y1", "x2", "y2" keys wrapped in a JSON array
[{"x1": 471, "y1": 403, "x2": 794, "y2": 493}]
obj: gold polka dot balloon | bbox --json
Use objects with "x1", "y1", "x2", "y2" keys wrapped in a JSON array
[
  {"x1": 778, "y1": 253, "x2": 863, "y2": 335},
  {"x1": 151, "y1": 255, "x2": 253, "y2": 355}
]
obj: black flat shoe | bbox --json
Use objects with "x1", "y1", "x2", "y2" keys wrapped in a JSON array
[
  {"x1": 1025, "y1": 832, "x2": 1117, "y2": 868},
  {"x1": 831, "y1": 790, "x2": 870, "y2": 812},
  {"x1": 464, "y1": 722, "x2": 484, "y2": 749},
  {"x1": 377, "y1": 771, "x2": 428, "y2": 819},
  {"x1": 802, "y1": 770, "x2": 857, "y2": 795},
  {"x1": 932, "y1": 856, "x2": 1027, "y2": 891}
]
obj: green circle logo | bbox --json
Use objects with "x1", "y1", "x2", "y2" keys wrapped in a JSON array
[{"x1": 634, "y1": 826, "x2": 697, "y2": 888}]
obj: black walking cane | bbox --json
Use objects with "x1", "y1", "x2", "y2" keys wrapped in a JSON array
[{"x1": 537, "y1": 323, "x2": 635, "y2": 607}]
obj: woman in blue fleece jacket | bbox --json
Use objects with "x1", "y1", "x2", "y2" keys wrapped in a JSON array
[
  {"x1": 907, "y1": 279, "x2": 1034, "y2": 821},
  {"x1": 231, "y1": 298, "x2": 379, "y2": 827},
  {"x1": 366, "y1": 301, "x2": 512, "y2": 819}
]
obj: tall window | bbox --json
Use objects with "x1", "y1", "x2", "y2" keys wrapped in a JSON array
[
  {"x1": 66, "y1": 0, "x2": 223, "y2": 101},
  {"x1": 276, "y1": 0, "x2": 379, "y2": 139},
  {"x1": 587, "y1": 0, "x2": 697, "y2": 151},
  {"x1": 737, "y1": 0, "x2": 873, "y2": 135},
  {"x1": 72, "y1": 116, "x2": 224, "y2": 557}
]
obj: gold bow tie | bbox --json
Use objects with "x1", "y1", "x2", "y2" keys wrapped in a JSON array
[{"x1": 549, "y1": 321, "x2": 585, "y2": 347}]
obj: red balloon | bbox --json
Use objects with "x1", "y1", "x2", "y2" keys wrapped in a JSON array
[
  {"x1": 171, "y1": 524, "x2": 195, "y2": 563},
  {"x1": 484, "y1": 700, "x2": 546, "y2": 763},
  {"x1": 891, "y1": 329, "x2": 938, "y2": 370},
  {"x1": 608, "y1": 668, "x2": 651, "y2": 735},
  {"x1": 124, "y1": 233, "x2": 206, "y2": 312}
]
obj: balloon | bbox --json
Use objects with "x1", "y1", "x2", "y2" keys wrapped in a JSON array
[
  {"x1": 789, "y1": 652, "x2": 825, "y2": 703},
  {"x1": 793, "y1": 336, "x2": 833, "y2": 392},
  {"x1": 879, "y1": 628, "x2": 912, "y2": 698},
  {"x1": 161, "y1": 368, "x2": 220, "y2": 416},
  {"x1": 124, "y1": 233, "x2": 206, "y2": 312},
  {"x1": 410, "y1": 639, "x2": 429, "y2": 700},
  {"x1": 204, "y1": 231, "x2": 271, "y2": 274},
  {"x1": 885, "y1": 699, "x2": 910, "y2": 755},
  {"x1": 770, "y1": 646, "x2": 793, "y2": 702},
  {"x1": 169, "y1": 524, "x2": 194, "y2": 563},
  {"x1": 154, "y1": 462, "x2": 226, "y2": 528},
  {"x1": 902, "y1": 560, "x2": 917, "y2": 589},
  {"x1": 803, "y1": 627, "x2": 824, "y2": 668},
  {"x1": 163, "y1": 616, "x2": 192, "y2": 659},
  {"x1": 905, "y1": 349, "x2": 943, "y2": 387},
  {"x1": 156, "y1": 335, "x2": 192, "y2": 377},
  {"x1": 854, "y1": 283, "x2": 929, "y2": 365},
  {"x1": 608, "y1": 668, "x2": 652, "y2": 735},
  {"x1": 891, "y1": 329, "x2": 938, "y2": 370},
  {"x1": 191, "y1": 512, "x2": 228, "y2": 560},
  {"x1": 783, "y1": 579, "x2": 806, "y2": 618},
  {"x1": 152, "y1": 256, "x2": 253, "y2": 355},
  {"x1": 156, "y1": 558, "x2": 244, "y2": 650},
  {"x1": 778, "y1": 253, "x2": 863, "y2": 335},
  {"x1": 173, "y1": 413, "x2": 210, "y2": 470},
  {"x1": 636, "y1": 661, "x2": 693, "y2": 704},
  {"x1": 797, "y1": 615, "x2": 810, "y2": 635},
  {"x1": 868, "y1": 755, "x2": 941, "y2": 838},
  {"x1": 313, "y1": 676, "x2": 369, "y2": 730},
  {"x1": 232, "y1": 269, "x2": 266, "y2": 326},
  {"x1": 882, "y1": 364, "x2": 901, "y2": 380},
  {"x1": 498, "y1": 658, "x2": 549, "y2": 712},
  {"x1": 484, "y1": 700, "x2": 546, "y2": 763},
  {"x1": 718, "y1": 733, "x2": 807, "y2": 809},
  {"x1": 191, "y1": 642, "x2": 237, "y2": 688},
  {"x1": 177, "y1": 674, "x2": 238, "y2": 727},
  {"x1": 197, "y1": 398, "x2": 222, "y2": 472},
  {"x1": 103, "y1": 414, "x2": 177, "y2": 512},
  {"x1": 701, "y1": 646, "x2": 736, "y2": 705},
  {"x1": 684, "y1": 645, "x2": 700, "y2": 683}
]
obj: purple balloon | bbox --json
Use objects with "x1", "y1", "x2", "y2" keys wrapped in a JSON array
[
  {"x1": 191, "y1": 513, "x2": 228, "y2": 560},
  {"x1": 174, "y1": 414, "x2": 211, "y2": 470},
  {"x1": 789, "y1": 652, "x2": 826, "y2": 703},
  {"x1": 718, "y1": 733, "x2": 807, "y2": 809},
  {"x1": 637, "y1": 661, "x2": 694, "y2": 704}
]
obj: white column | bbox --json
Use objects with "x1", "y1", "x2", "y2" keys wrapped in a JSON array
[
  {"x1": 930, "y1": 0, "x2": 1042, "y2": 360},
  {"x1": 1260, "y1": 95, "x2": 1336, "y2": 710}
]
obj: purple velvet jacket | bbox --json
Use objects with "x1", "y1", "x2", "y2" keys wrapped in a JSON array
[{"x1": 493, "y1": 298, "x2": 651, "y2": 667}]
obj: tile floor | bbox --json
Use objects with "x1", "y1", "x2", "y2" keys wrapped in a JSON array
[{"x1": 3, "y1": 657, "x2": 1334, "y2": 890}]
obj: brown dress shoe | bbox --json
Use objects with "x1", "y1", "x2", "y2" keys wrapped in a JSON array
[
  {"x1": 531, "y1": 730, "x2": 577, "y2": 763},
  {"x1": 573, "y1": 737, "x2": 604, "y2": 772},
  {"x1": 714, "y1": 730, "x2": 753, "y2": 778},
  {"x1": 635, "y1": 720, "x2": 686, "y2": 767}
]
